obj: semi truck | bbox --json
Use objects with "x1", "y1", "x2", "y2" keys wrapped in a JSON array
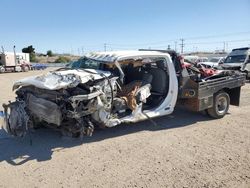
[{"x1": 0, "y1": 52, "x2": 31, "y2": 73}]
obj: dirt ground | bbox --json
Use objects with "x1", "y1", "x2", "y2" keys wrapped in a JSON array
[{"x1": 0, "y1": 69, "x2": 249, "y2": 188}]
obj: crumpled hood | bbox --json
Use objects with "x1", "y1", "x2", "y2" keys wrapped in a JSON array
[{"x1": 13, "y1": 69, "x2": 111, "y2": 90}]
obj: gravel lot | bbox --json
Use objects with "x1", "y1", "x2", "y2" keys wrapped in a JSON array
[{"x1": 0, "y1": 70, "x2": 250, "y2": 187}]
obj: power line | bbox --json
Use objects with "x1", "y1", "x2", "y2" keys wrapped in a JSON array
[
  {"x1": 185, "y1": 39, "x2": 250, "y2": 45},
  {"x1": 75, "y1": 31, "x2": 250, "y2": 52},
  {"x1": 74, "y1": 31, "x2": 250, "y2": 50},
  {"x1": 106, "y1": 39, "x2": 176, "y2": 47},
  {"x1": 184, "y1": 31, "x2": 250, "y2": 40},
  {"x1": 104, "y1": 31, "x2": 250, "y2": 48}
]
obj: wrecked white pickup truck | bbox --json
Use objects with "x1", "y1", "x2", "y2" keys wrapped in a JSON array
[{"x1": 2, "y1": 50, "x2": 246, "y2": 137}]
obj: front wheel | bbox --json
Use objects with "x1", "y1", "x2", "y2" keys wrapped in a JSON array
[
  {"x1": 0, "y1": 67, "x2": 5, "y2": 73},
  {"x1": 207, "y1": 91, "x2": 230, "y2": 119}
]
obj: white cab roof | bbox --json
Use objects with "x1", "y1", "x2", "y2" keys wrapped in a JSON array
[{"x1": 85, "y1": 50, "x2": 171, "y2": 63}]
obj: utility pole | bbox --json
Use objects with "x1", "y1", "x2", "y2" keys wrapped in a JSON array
[
  {"x1": 13, "y1": 45, "x2": 17, "y2": 66},
  {"x1": 180, "y1": 38, "x2": 185, "y2": 54},
  {"x1": 81, "y1": 47, "x2": 84, "y2": 55},
  {"x1": 223, "y1": 41, "x2": 226, "y2": 52},
  {"x1": 70, "y1": 45, "x2": 73, "y2": 55},
  {"x1": 104, "y1": 43, "x2": 107, "y2": 52},
  {"x1": 77, "y1": 48, "x2": 80, "y2": 56},
  {"x1": 1, "y1": 46, "x2": 4, "y2": 53},
  {"x1": 167, "y1": 45, "x2": 171, "y2": 50},
  {"x1": 174, "y1": 41, "x2": 177, "y2": 52}
]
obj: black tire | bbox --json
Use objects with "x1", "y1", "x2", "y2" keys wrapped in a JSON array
[
  {"x1": 0, "y1": 68, "x2": 5, "y2": 73},
  {"x1": 22, "y1": 66, "x2": 29, "y2": 72},
  {"x1": 207, "y1": 91, "x2": 230, "y2": 119}
]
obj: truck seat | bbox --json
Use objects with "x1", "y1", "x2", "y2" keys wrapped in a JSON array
[{"x1": 148, "y1": 61, "x2": 169, "y2": 95}]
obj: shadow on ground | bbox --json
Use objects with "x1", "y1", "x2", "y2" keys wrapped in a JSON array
[{"x1": 0, "y1": 108, "x2": 213, "y2": 165}]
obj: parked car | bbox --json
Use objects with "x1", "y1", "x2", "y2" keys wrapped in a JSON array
[
  {"x1": 198, "y1": 57, "x2": 225, "y2": 68},
  {"x1": 222, "y1": 47, "x2": 250, "y2": 79},
  {"x1": 184, "y1": 55, "x2": 208, "y2": 64},
  {"x1": 184, "y1": 55, "x2": 199, "y2": 64},
  {"x1": 31, "y1": 63, "x2": 48, "y2": 70},
  {"x1": 1, "y1": 50, "x2": 245, "y2": 137},
  {"x1": 197, "y1": 57, "x2": 208, "y2": 63}
]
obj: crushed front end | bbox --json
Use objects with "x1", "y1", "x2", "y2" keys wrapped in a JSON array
[{"x1": 2, "y1": 69, "x2": 119, "y2": 137}]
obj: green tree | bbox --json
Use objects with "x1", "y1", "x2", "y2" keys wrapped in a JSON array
[
  {"x1": 22, "y1": 45, "x2": 35, "y2": 53},
  {"x1": 47, "y1": 50, "x2": 53, "y2": 57},
  {"x1": 30, "y1": 53, "x2": 37, "y2": 62}
]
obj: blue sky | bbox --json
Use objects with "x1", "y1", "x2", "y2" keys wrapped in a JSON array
[{"x1": 1, "y1": 0, "x2": 250, "y2": 54}]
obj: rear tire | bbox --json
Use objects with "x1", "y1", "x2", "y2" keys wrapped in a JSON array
[
  {"x1": 22, "y1": 66, "x2": 29, "y2": 72},
  {"x1": 207, "y1": 91, "x2": 230, "y2": 119}
]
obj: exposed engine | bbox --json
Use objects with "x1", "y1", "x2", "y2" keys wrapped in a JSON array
[{"x1": 3, "y1": 71, "x2": 120, "y2": 137}]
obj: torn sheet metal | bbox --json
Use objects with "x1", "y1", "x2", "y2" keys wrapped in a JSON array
[{"x1": 13, "y1": 69, "x2": 111, "y2": 90}]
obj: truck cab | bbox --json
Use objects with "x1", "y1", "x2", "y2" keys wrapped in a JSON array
[{"x1": 0, "y1": 52, "x2": 31, "y2": 73}]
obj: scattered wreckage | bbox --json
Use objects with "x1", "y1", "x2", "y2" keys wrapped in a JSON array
[{"x1": 2, "y1": 50, "x2": 246, "y2": 137}]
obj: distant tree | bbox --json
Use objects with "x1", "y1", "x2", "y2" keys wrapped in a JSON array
[
  {"x1": 22, "y1": 45, "x2": 36, "y2": 62},
  {"x1": 46, "y1": 50, "x2": 53, "y2": 57},
  {"x1": 54, "y1": 56, "x2": 70, "y2": 63},
  {"x1": 30, "y1": 53, "x2": 37, "y2": 62},
  {"x1": 22, "y1": 45, "x2": 35, "y2": 54}
]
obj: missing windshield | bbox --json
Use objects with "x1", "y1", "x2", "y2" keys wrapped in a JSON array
[{"x1": 70, "y1": 57, "x2": 102, "y2": 69}]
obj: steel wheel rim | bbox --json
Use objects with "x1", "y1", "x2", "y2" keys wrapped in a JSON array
[{"x1": 217, "y1": 96, "x2": 228, "y2": 114}]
